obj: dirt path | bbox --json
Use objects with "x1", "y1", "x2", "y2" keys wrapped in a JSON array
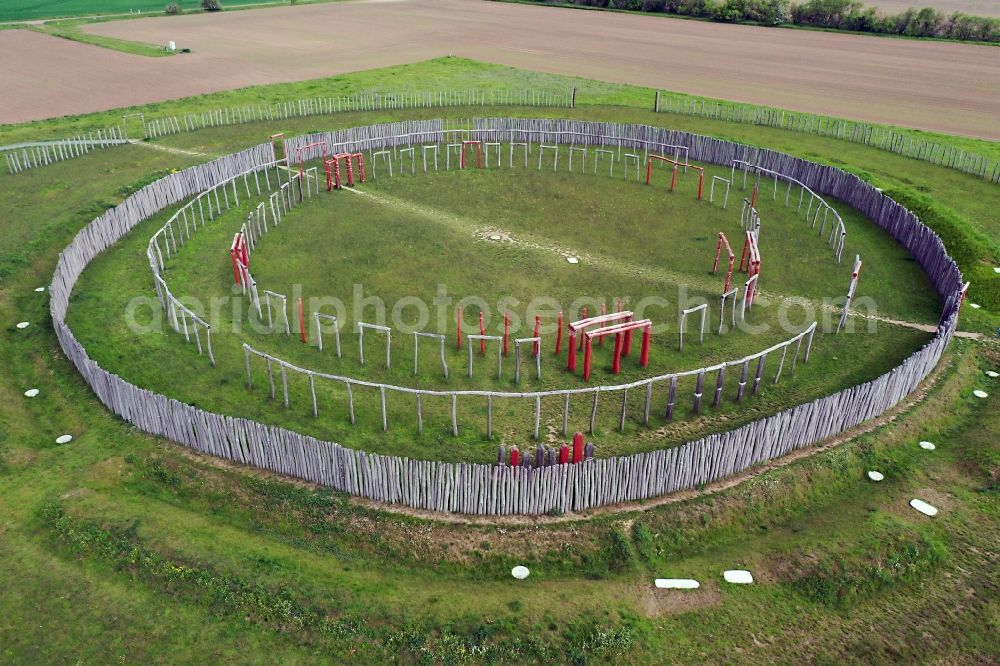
[{"x1": 1, "y1": 0, "x2": 998, "y2": 139}]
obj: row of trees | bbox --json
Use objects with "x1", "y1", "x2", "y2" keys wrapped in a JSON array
[
  {"x1": 544, "y1": 0, "x2": 1000, "y2": 41},
  {"x1": 165, "y1": 0, "x2": 222, "y2": 14}
]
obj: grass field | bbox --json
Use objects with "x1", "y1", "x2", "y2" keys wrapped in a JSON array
[
  {"x1": 66, "y1": 147, "x2": 937, "y2": 462},
  {"x1": 1, "y1": 59, "x2": 998, "y2": 663}
]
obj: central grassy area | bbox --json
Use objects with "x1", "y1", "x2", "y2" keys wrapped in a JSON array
[{"x1": 68, "y1": 147, "x2": 938, "y2": 463}]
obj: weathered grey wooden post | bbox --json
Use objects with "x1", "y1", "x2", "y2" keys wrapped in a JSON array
[
  {"x1": 665, "y1": 376, "x2": 678, "y2": 420},
  {"x1": 692, "y1": 371, "x2": 705, "y2": 414},
  {"x1": 712, "y1": 365, "x2": 726, "y2": 407}
]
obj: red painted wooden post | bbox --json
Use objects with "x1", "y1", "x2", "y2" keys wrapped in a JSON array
[
  {"x1": 510, "y1": 446, "x2": 520, "y2": 467},
  {"x1": 612, "y1": 332, "x2": 623, "y2": 374},
  {"x1": 559, "y1": 444, "x2": 569, "y2": 465},
  {"x1": 697, "y1": 171, "x2": 705, "y2": 200},
  {"x1": 478, "y1": 312, "x2": 485, "y2": 354},
  {"x1": 533, "y1": 315, "x2": 541, "y2": 356},
  {"x1": 623, "y1": 326, "x2": 633, "y2": 357},
  {"x1": 555, "y1": 311, "x2": 563, "y2": 355},
  {"x1": 503, "y1": 311, "x2": 510, "y2": 355},
  {"x1": 572, "y1": 432, "x2": 584, "y2": 463},
  {"x1": 567, "y1": 330, "x2": 577, "y2": 371},
  {"x1": 298, "y1": 298, "x2": 307, "y2": 343},
  {"x1": 583, "y1": 336, "x2": 593, "y2": 381},
  {"x1": 750, "y1": 182, "x2": 759, "y2": 209},
  {"x1": 670, "y1": 164, "x2": 678, "y2": 191},
  {"x1": 456, "y1": 306, "x2": 462, "y2": 349},
  {"x1": 645, "y1": 158, "x2": 653, "y2": 185},
  {"x1": 230, "y1": 249, "x2": 241, "y2": 285},
  {"x1": 639, "y1": 325, "x2": 651, "y2": 367}
]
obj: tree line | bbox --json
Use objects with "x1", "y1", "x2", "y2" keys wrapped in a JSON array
[{"x1": 523, "y1": 0, "x2": 1000, "y2": 42}]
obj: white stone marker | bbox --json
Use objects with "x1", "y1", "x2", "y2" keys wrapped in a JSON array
[
  {"x1": 16, "y1": 322, "x2": 30, "y2": 329},
  {"x1": 985, "y1": 371, "x2": 998, "y2": 378},
  {"x1": 973, "y1": 390, "x2": 988, "y2": 399},
  {"x1": 918, "y1": 441, "x2": 936, "y2": 450},
  {"x1": 909, "y1": 499, "x2": 938, "y2": 517},
  {"x1": 511, "y1": 566, "x2": 530, "y2": 580},
  {"x1": 655, "y1": 579, "x2": 700, "y2": 589},
  {"x1": 55, "y1": 435, "x2": 73, "y2": 445},
  {"x1": 34, "y1": 287, "x2": 45, "y2": 293},
  {"x1": 867, "y1": 471, "x2": 884, "y2": 482},
  {"x1": 24, "y1": 389, "x2": 39, "y2": 398},
  {"x1": 723, "y1": 570, "x2": 753, "y2": 584},
  {"x1": 567, "y1": 256, "x2": 579, "y2": 264}
]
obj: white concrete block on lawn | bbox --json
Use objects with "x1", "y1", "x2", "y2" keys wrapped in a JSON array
[
  {"x1": 655, "y1": 579, "x2": 700, "y2": 589},
  {"x1": 723, "y1": 570, "x2": 753, "y2": 584},
  {"x1": 909, "y1": 499, "x2": 938, "y2": 517}
]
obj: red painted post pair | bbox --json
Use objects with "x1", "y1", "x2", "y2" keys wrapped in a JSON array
[{"x1": 229, "y1": 232, "x2": 248, "y2": 285}]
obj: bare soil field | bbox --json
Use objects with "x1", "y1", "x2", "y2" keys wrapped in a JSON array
[
  {"x1": 872, "y1": 0, "x2": 1000, "y2": 17},
  {"x1": 0, "y1": 0, "x2": 998, "y2": 138}
]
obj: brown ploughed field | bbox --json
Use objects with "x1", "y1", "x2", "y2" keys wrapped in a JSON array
[{"x1": 0, "y1": 0, "x2": 997, "y2": 138}]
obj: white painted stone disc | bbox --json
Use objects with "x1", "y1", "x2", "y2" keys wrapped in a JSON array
[
  {"x1": 566, "y1": 256, "x2": 579, "y2": 264},
  {"x1": 511, "y1": 566, "x2": 530, "y2": 580},
  {"x1": 969, "y1": 303, "x2": 981, "y2": 309},
  {"x1": 910, "y1": 499, "x2": 938, "y2": 517},
  {"x1": 973, "y1": 390, "x2": 988, "y2": 399},
  {"x1": 918, "y1": 441, "x2": 936, "y2": 450},
  {"x1": 986, "y1": 371, "x2": 999, "y2": 378},
  {"x1": 723, "y1": 570, "x2": 753, "y2": 584},
  {"x1": 24, "y1": 389, "x2": 40, "y2": 398},
  {"x1": 55, "y1": 435, "x2": 73, "y2": 445},
  {"x1": 867, "y1": 471, "x2": 884, "y2": 482},
  {"x1": 16, "y1": 322, "x2": 30, "y2": 329},
  {"x1": 489, "y1": 234, "x2": 502, "y2": 241},
  {"x1": 654, "y1": 578, "x2": 699, "y2": 589},
  {"x1": 34, "y1": 287, "x2": 45, "y2": 293},
  {"x1": 994, "y1": 266, "x2": 1000, "y2": 274}
]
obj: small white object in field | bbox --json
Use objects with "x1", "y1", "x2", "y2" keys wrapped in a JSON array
[
  {"x1": 910, "y1": 499, "x2": 938, "y2": 517},
  {"x1": 489, "y1": 234, "x2": 502, "y2": 241},
  {"x1": 986, "y1": 371, "x2": 999, "y2": 378},
  {"x1": 969, "y1": 303, "x2": 981, "y2": 309},
  {"x1": 511, "y1": 566, "x2": 530, "y2": 580},
  {"x1": 723, "y1": 570, "x2": 753, "y2": 584},
  {"x1": 24, "y1": 389, "x2": 40, "y2": 398},
  {"x1": 567, "y1": 256, "x2": 579, "y2": 264},
  {"x1": 16, "y1": 321, "x2": 30, "y2": 329},
  {"x1": 867, "y1": 471, "x2": 884, "y2": 482},
  {"x1": 918, "y1": 441, "x2": 936, "y2": 450},
  {"x1": 55, "y1": 435, "x2": 73, "y2": 445},
  {"x1": 34, "y1": 287, "x2": 45, "y2": 293},
  {"x1": 973, "y1": 390, "x2": 988, "y2": 399},
  {"x1": 994, "y1": 266, "x2": 1000, "y2": 274},
  {"x1": 654, "y1": 578, "x2": 699, "y2": 589}
]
